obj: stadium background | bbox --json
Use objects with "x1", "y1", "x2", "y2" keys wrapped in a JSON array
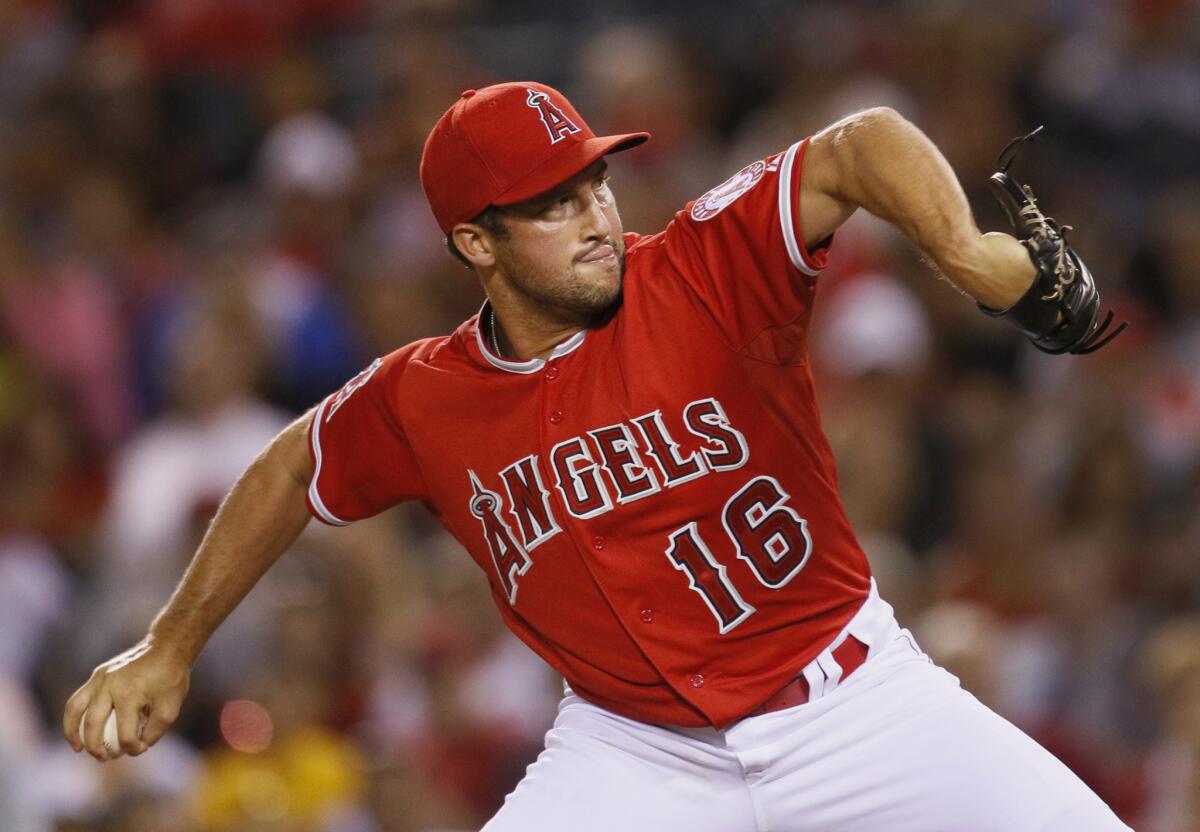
[{"x1": 0, "y1": 0, "x2": 1198, "y2": 829}]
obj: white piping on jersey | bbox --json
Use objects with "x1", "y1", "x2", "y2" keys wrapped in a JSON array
[
  {"x1": 307, "y1": 395, "x2": 352, "y2": 526},
  {"x1": 474, "y1": 302, "x2": 587, "y2": 374},
  {"x1": 778, "y1": 139, "x2": 822, "y2": 278}
]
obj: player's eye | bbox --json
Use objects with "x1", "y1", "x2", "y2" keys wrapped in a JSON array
[{"x1": 593, "y1": 176, "x2": 612, "y2": 204}]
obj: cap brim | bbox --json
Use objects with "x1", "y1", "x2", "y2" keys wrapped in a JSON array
[{"x1": 491, "y1": 132, "x2": 650, "y2": 208}]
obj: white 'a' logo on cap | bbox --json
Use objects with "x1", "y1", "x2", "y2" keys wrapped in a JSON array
[{"x1": 526, "y1": 88, "x2": 582, "y2": 144}]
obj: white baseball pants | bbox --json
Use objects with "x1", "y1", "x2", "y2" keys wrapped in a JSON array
[{"x1": 483, "y1": 586, "x2": 1130, "y2": 832}]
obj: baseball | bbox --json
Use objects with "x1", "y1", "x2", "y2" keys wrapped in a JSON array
[{"x1": 79, "y1": 710, "x2": 123, "y2": 759}]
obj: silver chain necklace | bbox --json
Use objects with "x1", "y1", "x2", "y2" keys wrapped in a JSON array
[{"x1": 488, "y1": 307, "x2": 503, "y2": 358}]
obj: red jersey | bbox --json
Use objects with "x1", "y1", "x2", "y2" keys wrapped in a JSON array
[{"x1": 307, "y1": 138, "x2": 873, "y2": 729}]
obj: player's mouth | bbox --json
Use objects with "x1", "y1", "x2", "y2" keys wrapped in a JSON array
[{"x1": 578, "y1": 242, "x2": 617, "y2": 265}]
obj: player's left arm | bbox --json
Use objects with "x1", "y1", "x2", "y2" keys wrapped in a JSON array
[{"x1": 799, "y1": 107, "x2": 1035, "y2": 311}]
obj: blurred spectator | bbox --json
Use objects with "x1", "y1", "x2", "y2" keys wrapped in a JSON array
[
  {"x1": 89, "y1": 285, "x2": 288, "y2": 654},
  {"x1": 0, "y1": 678, "x2": 48, "y2": 832},
  {"x1": 0, "y1": 533, "x2": 70, "y2": 682}
]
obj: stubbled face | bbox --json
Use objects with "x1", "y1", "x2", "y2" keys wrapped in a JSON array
[{"x1": 489, "y1": 160, "x2": 625, "y2": 326}]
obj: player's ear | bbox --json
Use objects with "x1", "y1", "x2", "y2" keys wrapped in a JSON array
[{"x1": 451, "y1": 223, "x2": 498, "y2": 269}]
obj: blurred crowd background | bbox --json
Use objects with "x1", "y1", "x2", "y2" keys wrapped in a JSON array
[{"x1": 0, "y1": 0, "x2": 1198, "y2": 829}]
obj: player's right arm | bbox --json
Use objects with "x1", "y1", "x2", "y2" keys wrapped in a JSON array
[{"x1": 62, "y1": 411, "x2": 315, "y2": 760}]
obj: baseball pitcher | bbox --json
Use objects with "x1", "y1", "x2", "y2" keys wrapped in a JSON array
[{"x1": 65, "y1": 82, "x2": 1130, "y2": 830}]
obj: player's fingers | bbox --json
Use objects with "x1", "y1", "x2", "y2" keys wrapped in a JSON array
[
  {"x1": 80, "y1": 691, "x2": 114, "y2": 761},
  {"x1": 114, "y1": 691, "x2": 147, "y2": 756},
  {"x1": 62, "y1": 682, "x2": 93, "y2": 752},
  {"x1": 140, "y1": 696, "x2": 181, "y2": 748}
]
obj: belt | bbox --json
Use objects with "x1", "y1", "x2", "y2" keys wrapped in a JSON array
[{"x1": 744, "y1": 635, "x2": 870, "y2": 718}]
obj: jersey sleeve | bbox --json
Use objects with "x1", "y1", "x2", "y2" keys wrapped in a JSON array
[
  {"x1": 306, "y1": 347, "x2": 428, "y2": 525},
  {"x1": 663, "y1": 138, "x2": 831, "y2": 348}
]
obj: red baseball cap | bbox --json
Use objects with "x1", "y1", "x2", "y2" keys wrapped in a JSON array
[{"x1": 420, "y1": 81, "x2": 650, "y2": 234}]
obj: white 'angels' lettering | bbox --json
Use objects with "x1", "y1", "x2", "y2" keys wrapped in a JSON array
[
  {"x1": 551, "y1": 437, "x2": 614, "y2": 520},
  {"x1": 500, "y1": 455, "x2": 562, "y2": 550},
  {"x1": 587, "y1": 422, "x2": 661, "y2": 504},
  {"x1": 466, "y1": 397, "x2": 751, "y2": 604},
  {"x1": 683, "y1": 398, "x2": 750, "y2": 472},
  {"x1": 631, "y1": 410, "x2": 706, "y2": 488},
  {"x1": 468, "y1": 470, "x2": 532, "y2": 604}
]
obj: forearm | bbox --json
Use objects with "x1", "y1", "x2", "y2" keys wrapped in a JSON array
[
  {"x1": 147, "y1": 411, "x2": 315, "y2": 665},
  {"x1": 814, "y1": 108, "x2": 1035, "y2": 310}
]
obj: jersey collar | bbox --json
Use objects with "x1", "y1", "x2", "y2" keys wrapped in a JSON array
[{"x1": 474, "y1": 301, "x2": 587, "y2": 375}]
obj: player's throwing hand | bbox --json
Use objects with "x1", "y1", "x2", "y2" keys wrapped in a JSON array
[{"x1": 62, "y1": 639, "x2": 191, "y2": 760}]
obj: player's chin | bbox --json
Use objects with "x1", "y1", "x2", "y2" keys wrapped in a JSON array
[
  {"x1": 565, "y1": 271, "x2": 622, "y2": 323},
  {"x1": 593, "y1": 285, "x2": 625, "y2": 322},
  {"x1": 580, "y1": 266, "x2": 621, "y2": 305}
]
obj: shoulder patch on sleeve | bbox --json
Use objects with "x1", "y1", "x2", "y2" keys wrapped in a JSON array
[{"x1": 690, "y1": 160, "x2": 767, "y2": 222}]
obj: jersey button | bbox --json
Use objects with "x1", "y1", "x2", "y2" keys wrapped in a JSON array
[
  {"x1": 549, "y1": 409, "x2": 563, "y2": 424},
  {"x1": 690, "y1": 674, "x2": 705, "y2": 688},
  {"x1": 592, "y1": 536, "x2": 606, "y2": 551},
  {"x1": 640, "y1": 609, "x2": 654, "y2": 623},
  {"x1": 545, "y1": 366, "x2": 559, "y2": 381}
]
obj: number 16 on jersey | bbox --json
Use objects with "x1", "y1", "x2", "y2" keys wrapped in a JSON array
[{"x1": 665, "y1": 475, "x2": 813, "y2": 633}]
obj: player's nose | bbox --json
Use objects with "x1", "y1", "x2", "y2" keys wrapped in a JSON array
[{"x1": 580, "y1": 192, "x2": 613, "y2": 241}]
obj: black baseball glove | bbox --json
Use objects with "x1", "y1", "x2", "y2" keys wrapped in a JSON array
[{"x1": 980, "y1": 127, "x2": 1126, "y2": 355}]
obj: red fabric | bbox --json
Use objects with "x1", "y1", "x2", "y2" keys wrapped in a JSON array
[
  {"x1": 747, "y1": 635, "x2": 870, "y2": 717},
  {"x1": 419, "y1": 82, "x2": 649, "y2": 233},
  {"x1": 833, "y1": 636, "x2": 871, "y2": 682},
  {"x1": 305, "y1": 354, "x2": 428, "y2": 524},
  {"x1": 309, "y1": 141, "x2": 872, "y2": 728}
]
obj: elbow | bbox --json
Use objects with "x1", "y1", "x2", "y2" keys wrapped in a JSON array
[
  {"x1": 824, "y1": 105, "x2": 919, "y2": 178},
  {"x1": 859, "y1": 105, "x2": 907, "y2": 126},
  {"x1": 823, "y1": 106, "x2": 912, "y2": 165},
  {"x1": 837, "y1": 106, "x2": 911, "y2": 143}
]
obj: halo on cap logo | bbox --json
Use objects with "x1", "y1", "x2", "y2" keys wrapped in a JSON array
[
  {"x1": 690, "y1": 161, "x2": 766, "y2": 221},
  {"x1": 526, "y1": 88, "x2": 582, "y2": 145}
]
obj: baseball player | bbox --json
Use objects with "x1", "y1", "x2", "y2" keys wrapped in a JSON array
[{"x1": 65, "y1": 82, "x2": 1131, "y2": 830}]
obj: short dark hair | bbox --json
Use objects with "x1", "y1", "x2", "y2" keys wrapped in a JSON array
[{"x1": 446, "y1": 206, "x2": 510, "y2": 268}]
